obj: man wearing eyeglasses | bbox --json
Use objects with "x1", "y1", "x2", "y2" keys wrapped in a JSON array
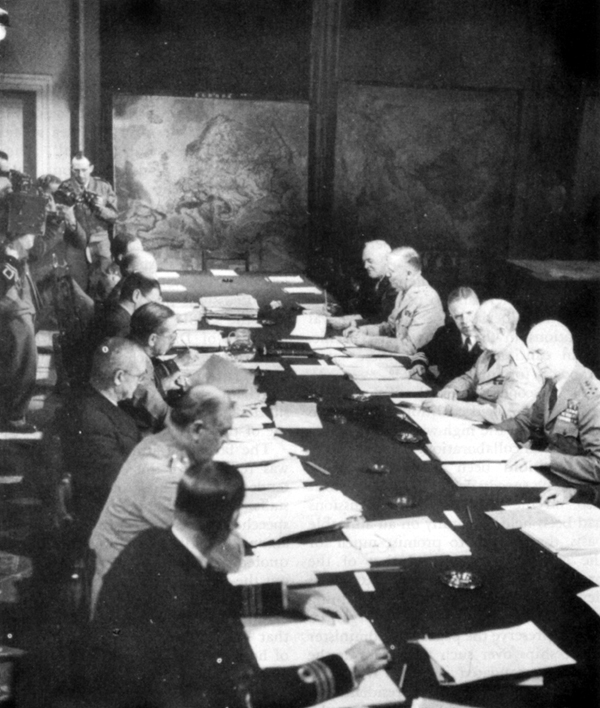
[{"x1": 57, "y1": 337, "x2": 148, "y2": 539}]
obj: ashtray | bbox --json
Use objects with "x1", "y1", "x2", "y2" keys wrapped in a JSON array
[
  {"x1": 439, "y1": 570, "x2": 482, "y2": 590},
  {"x1": 364, "y1": 463, "x2": 390, "y2": 475},
  {"x1": 387, "y1": 495, "x2": 416, "y2": 509},
  {"x1": 394, "y1": 431, "x2": 424, "y2": 444},
  {"x1": 221, "y1": 278, "x2": 234, "y2": 283}
]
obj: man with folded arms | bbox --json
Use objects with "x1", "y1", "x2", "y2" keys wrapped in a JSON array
[
  {"x1": 422, "y1": 299, "x2": 542, "y2": 423},
  {"x1": 344, "y1": 246, "x2": 444, "y2": 355},
  {"x1": 329, "y1": 240, "x2": 396, "y2": 328},
  {"x1": 498, "y1": 320, "x2": 600, "y2": 487}
]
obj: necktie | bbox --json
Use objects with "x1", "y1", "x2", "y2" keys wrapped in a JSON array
[{"x1": 548, "y1": 383, "x2": 557, "y2": 411}]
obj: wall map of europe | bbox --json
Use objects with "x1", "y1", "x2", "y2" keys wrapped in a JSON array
[{"x1": 113, "y1": 94, "x2": 309, "y2": 271}]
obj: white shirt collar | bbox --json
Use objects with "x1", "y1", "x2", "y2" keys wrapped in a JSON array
[{"x1": 171, "y1": 520, "x2": 209, "y2": 568}]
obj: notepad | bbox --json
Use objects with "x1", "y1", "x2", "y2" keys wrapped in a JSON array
[
  {"x1": 416, "y1": 622, "x2": 575, "y2": 685},
  {"x1": 270, "y1": 401, "x2": 322, "y2": 429},
  {"x1": 243, "y1": 616, "x2": 405, "y2": 707},
  {"x1": 238, "y1": 458, "x2": 314, "y2": 488},
  {"x1": 441, "y1": 463, "x2": 551, "y2": 488}
]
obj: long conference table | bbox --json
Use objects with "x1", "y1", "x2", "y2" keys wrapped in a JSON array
[{"x1": 162, "y1": 271, "x2": 599, "y2": 708}]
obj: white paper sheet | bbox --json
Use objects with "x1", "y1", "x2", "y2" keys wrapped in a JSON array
[
  {"x1": 290, "y1": 314, "x2": 327, "y2": 338},
  {"x1": 243, "y1": 616, "x2": 405, "y2": 707},
  {"x1": 238, "y1": 458, "x2": 314, "y2": 488},
  {"x1": 426, "y1": 429, "x2": 518, "y2": 462},
  {"x1": 237, "y1": 362, "x2": 285, "y2": 371},
  {"x1": 441, "y1": 463, "x2": 551, "y2": 488},
  {"x1": 307, "y1": 339, "x2": 345, "y2": 350},
  {"x1": 238, "y1": 489, "x2": 362, "y2": 545},
  {"x1": 343, "y1": 518, "x2": 470, "y2": 562},
  {"x1": 232, "y1": 408, "x2": 272, "y2": 429},
  {"x1": 210, "y1": 269, "x2": 238, "y2": 276},
  {"x1": 558, "y1": 551, "x2": 600, "y2": 585},
  {"x1": 485, "y1": 507, "x2": 558, "y2": 529},
  {"x1": 522, "y1": 522, "x2": 600, "y2": 553},
  {"x1": 176, "y1": 330, "x2": 224, "y2": 348},
  {"x1": 416, "y1": 622, "x2": 575, "y2": 685},
  {"x1": 283, "y1": 286, "x2": 322, "y2": 294},
  {"x1": 214, "y1": 440, "x2": 292, "y2": 466},
  {"x1": 394, "y1": 406, "x2": 479, "y2": 434},
  {"x1": 334, "y1": 358, "x2": 408, "y2": 380},
  {"x1": 354, "y1": 379, "x2": 431, "y2": 394},
  {"x1": 270, "y1": 401, "x2": 323, "y2": 429},
  {"x1": 161, "y1": 283, "x2": 188, "y2": 292},
  {"x1": 207, "y1": 319, "x2": 263, "y2": 328},
  {"x1": 230, "y1": 542, "x2": 369, "y2": 586},
  {"x1": 35, "y1": 330, "x2": 56, "y2": 349},
  {"x1": 291, "y1": 365, "x2": 344, "y2": 376},
  {"x1": 227, "y1": 428, "x2": 280, "y2": 443},
  {"x1": 267, "y1": 275, "x2": 304, "y2": 283},
  {"x1": 243, "y1": 487, "x2": 324, "y2": 506},
  {"x1": 578, "y1": 587, "x2": 600, "y2": 616}
]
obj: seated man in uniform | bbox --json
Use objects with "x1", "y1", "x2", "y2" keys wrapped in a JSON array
[
  {"x1": 420, "y1": 286, "x2": 482, "y2": 387},
  {"x1": 329, "y1": 240, "x2": 396, "y2": 328},
  {"x1": 498, "y1": 320, "x2": 600, "y2": 488},
  {"x1": 84, "y1": 461, "x2": 389, "y2": 708},
  {"x1": 58, "y1": 337, "x2": 146, "y2": 538},
  {"x1": 422, "y1": 299, "x2": 542, "y2": 423},
  {"x1": 90, "y1": 385, "x2": 239, "y2": 610},
  {"x1": 344, "y1": 246, "x2": 445, "y2": 355}
]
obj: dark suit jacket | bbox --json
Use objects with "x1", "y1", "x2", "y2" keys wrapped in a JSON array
[
  {"x1": 86, "y1": 528, "x2": 354, "y2": 708},
  {"x1": 420, "y1": 320, "x2": 482, "y2": 388},
  {"x1": 58, "y1": 385, "x2": 140, "y2": 534}
]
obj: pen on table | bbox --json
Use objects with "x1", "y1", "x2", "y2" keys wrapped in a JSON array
[
  {"x1": 467, "y1": 505, "x2": 474, "y2": 524},
  {"x1": 398, "y1": 663, "x2": 407, "y2": 691},
  {"x1": 305, "y1": 460, "x2": 332, "y2": 476}
]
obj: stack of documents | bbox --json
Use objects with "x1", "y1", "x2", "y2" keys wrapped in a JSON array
[
  {"x1": 392, "y1": 406, "x2": 479, "y2": 434},
  {"x1": 333, "y1": 357, "x2": 408, "y2": 380},
  {"x1": 238, "y1": 458, "x2": 314, "y2": 488},
  {"x1": 415, "y1": 622, "x2": 575, "y2": 685},
  {"x1": 229, "y1": 541, "x2": 370, "y2": 585},
  {"x1": 238, "y1": 488, "x2": 362, "y2": 545},
  {"x1": 343, "y1": 517, "x2": 471, "y2": 562},
  {"x1": 243, "y1": 615, "x2": 404, "y2": 706},
  {"x1": 199, "y1": 294, "x2": 259, "y2": 318},
  {"x1": 354, "y1": 379, "x2": 431, "y2": 394},
  {"x1": 232, "y1": 407, "x2": 273, "y2": 430}
]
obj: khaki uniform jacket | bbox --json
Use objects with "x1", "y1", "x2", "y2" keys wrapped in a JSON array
[
  {"x1": 498, "y1": 362, "x2": 600, "y2": 484},
  {"x1": 363, "y1": 274, "x2": 444, "y2": 355},
  {"x1": 444, "y1": 336, "x2": 542, "y2": 424}
]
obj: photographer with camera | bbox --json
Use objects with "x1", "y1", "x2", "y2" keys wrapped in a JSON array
[{"x1": 58, "y1": 152, "x2": 118, "y2": 293}]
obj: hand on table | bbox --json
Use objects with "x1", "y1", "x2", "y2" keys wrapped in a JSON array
[
  {"x1": 540, "y1": 486, "x2": 577, "y2": 505},
  {"x1": 162, "y1": 371, "x2": 189, "y2": 392},
  {"x1": 345, "y1": 640, "x2": 391, "y2": 678},
  {"x1": 175, "y1": 348, "x2": 204, "y2": 369},
  {"x1": 437, "y1": 388, "x2": 458, "y2": 401},
  {"x1": 421, "y1": 398, "x2": 450, "y2": 416},
  {"x1": 287, "y1": 588, "x2": 354, "y2": 624},
  {"x1": 505, "y1": 449, "x2": 551, "y2": 471},
  {"x1": 346, "y1": 331, "x2": 371, "y2": 347}
]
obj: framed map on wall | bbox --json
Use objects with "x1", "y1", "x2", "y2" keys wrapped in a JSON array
[{"x1": 112, "y1": 94, "x2": 309, "y2": 271}]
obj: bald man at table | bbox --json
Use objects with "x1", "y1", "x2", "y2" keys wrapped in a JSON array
[{"x1": 498, "y1": 320, "x2": 600, "y2": 487}]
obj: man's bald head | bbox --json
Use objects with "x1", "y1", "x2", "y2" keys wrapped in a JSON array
[
  {"x1": 362, "y1": 240, "x2": 391, "y2": 279},
  {"x1": 473, "y1": 299, "x2": 519, "y2": 354},
  {"x1": 527, "y1": 320, "x2": 576, "y2": 381},
  {"x1": 122, "y1": 251, "x2": 158, "y2": 279}
]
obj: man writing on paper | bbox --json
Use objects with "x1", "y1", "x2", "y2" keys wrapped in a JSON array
[
  {"x1": 344, "y1": 246, "x2": 445, "y2": 355},
  {"x1": 497, "y1": 320, "x2": 600, "y2": 487},
  {"x1": 420, "y1": 286, "x2": 482, "y2": 387},
  {"x1": 421, "y1": 299, "x2": 542, "y2": 423},
  {"x1": 328, "y1": 240, "x2": 396, "y2": 328}
]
